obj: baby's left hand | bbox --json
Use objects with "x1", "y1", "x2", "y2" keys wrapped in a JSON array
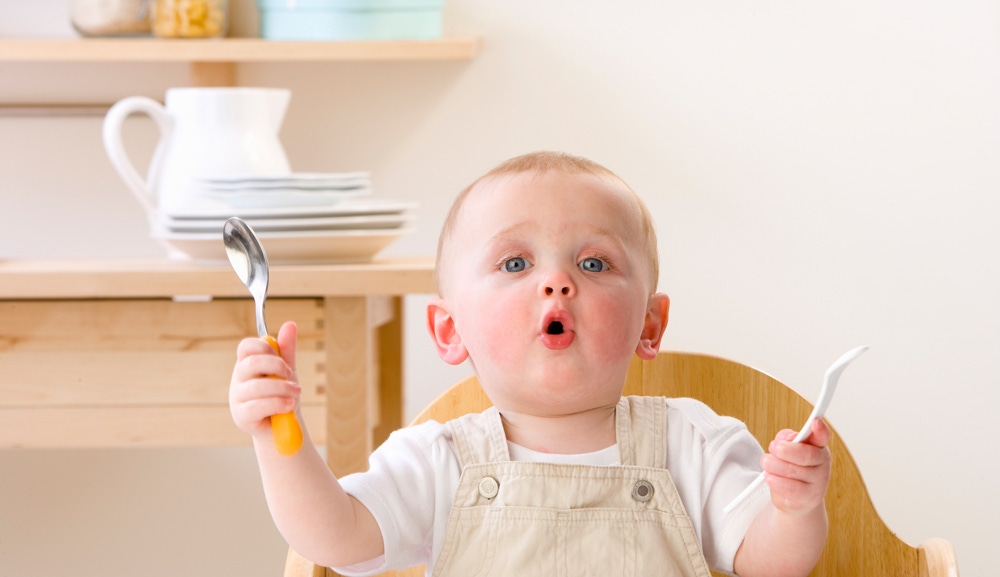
[{"x1": 762, "y1": 419, "x2": 832, "y2": 516}]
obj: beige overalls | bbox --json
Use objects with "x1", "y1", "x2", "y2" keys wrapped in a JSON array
[{"x1": 430, "y1": 396, "x2": 714, "y2": 577}]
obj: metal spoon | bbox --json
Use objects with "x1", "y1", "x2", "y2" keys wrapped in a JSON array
[
  {"x1": 722, "y1": 344, "x2": 869, "y2": 513},
  {"x1": 223, "y1": 216, "x2": 302, "y2": 456}
]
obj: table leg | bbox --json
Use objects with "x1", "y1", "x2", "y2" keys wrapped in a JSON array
[
  {"x1": 322, "y1": 295, "x2": 407, "y2": 476},
  {"x1": 323, "y1": 296, "x2": 372, "y2": 477},
  {"x1": 374, "y1": 297, "x2": 404, "y2": 446}
]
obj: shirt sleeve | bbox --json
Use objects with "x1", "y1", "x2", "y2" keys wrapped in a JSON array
[
  {"x1": 332, "y1": 421, "x2": 460, "y2": 577},
  {"x1": 664, "y1": 398, "x2": 770, "y2": 575}
]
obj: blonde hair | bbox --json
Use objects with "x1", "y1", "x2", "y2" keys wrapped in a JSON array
[{"x1": 436, "y1": 151, "x2": 660, "y2": 294}]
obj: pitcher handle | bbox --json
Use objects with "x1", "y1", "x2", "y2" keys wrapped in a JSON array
[{"x1": 102, "y1": 96, "x2": 172, "y2": 216}]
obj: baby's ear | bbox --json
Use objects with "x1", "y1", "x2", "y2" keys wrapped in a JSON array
[
  {"x1": 635, "y1": 293, "x2": 670, "y2": 360},
  {"x1": 426, "y1": 298, "x2": 469, "y2": 365}
]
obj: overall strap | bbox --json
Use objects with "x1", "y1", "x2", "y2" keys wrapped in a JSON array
[
  {"x1": 448, "y1": 406, "x2": 510, "y2": 467},
  {"x1": 616, "y1": 396, "x2": 667, "y2": 468}
]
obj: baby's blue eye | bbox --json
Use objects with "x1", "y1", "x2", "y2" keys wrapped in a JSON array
[
  {"x1": 503, "y1": 257, "x2": 530, "y2": 272},
  {"x1": 579, "y1": 257, "x2": 607, "y2": 273}
]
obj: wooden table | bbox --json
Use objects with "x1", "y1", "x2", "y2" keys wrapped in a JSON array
[{"x1": 0, "y1": 257, "x2": 436, "y2": 477}]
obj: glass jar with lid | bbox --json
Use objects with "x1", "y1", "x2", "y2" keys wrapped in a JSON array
[
  {"x1": 152, "y1": 0, "x2": 228, "y2": 38},
  {"x1": 70, "y1": 0, "x2": 152, "y2": 37}
]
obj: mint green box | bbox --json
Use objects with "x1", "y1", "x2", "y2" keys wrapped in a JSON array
[{"x1": 257, "y1": 0, "x2": 443, "y2": 40}]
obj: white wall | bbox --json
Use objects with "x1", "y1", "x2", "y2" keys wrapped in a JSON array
[{"x1": 1, "y1": 1, "x2": 995, "y2": 575}]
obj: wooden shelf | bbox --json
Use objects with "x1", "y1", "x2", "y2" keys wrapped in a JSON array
[
  {"x1": 0, "y1": 37, "x2": 480, "y2": 63},
  {"x1": 0, "y1": 36, "x2": 480, "y2": 105}
]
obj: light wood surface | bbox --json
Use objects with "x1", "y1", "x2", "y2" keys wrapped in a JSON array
[
  {"x1": 0, "y1": 38, "x2": 480, "y2": 62},
  {"x1": 0, "y1": 258, "x2": 437, "y2": 477},
  {"x1": 285, "y1": 351, "x2": 960, "y2": 577},
  {"x1": 919, "y1": 538, "x2": 961, "y2": 577},
  {"x1": 0, "y1": 36, "x2": 479, "y2": 103},
  {"x1": 190, "y1": 61, "x2": 237, "y2": 86},
  {"x1": 0, "y1": 257, "x2": 435, "y2": 298}
]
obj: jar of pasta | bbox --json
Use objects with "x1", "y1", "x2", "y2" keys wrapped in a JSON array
[{"x1": 152, "y1": 0, "x2": 227, "y2": 38}]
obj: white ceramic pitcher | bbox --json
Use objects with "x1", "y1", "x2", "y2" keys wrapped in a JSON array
[{"x1": 103, "y1": 87, "x2": 292, "y2": 217}]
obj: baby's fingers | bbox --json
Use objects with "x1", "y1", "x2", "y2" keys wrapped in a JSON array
[
  {"x1": 762, "y1": 448, "x2": 829, "y2": 480},
  {"x1": 231, "y1": 374, "x2": 301, "y2": 404},
  {"x1": 773, "y1": 428, "x2": 798, "y2": 443},
  {"x1": 771, "y1": 418, "x2": 831, "y2": 450},
  {"x1": 233, "y1": 346, "x2": 294, "y2": 383},
  {"x1": 764, "y1": 468, "x2": 828, "y2": 514},
  {"x1": 763, "y1": 431, "x2": 832, "y2": 515},
  {"x1": 802, "y1": 419, "x2": 831, "y2": 448},
  {"x1": 230, "y1": 377, "x2": 301, "y2": 433},
  {"x1": 233, "y1": 396, "x2": 296, "y2": 426},
  {"x1": 276, "y1": 321, "x2": 298, "y2": 370},
  {"x1": 235, "y1": 335, "x2": 277, "y2": 360}
]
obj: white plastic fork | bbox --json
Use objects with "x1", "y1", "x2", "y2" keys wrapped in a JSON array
[{"x1": 722, "y1": 345, "x2": 869, "y2": 514}]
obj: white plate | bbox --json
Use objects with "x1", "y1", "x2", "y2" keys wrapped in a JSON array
[
  {"x1": 161, "y1": 213, "x2": 415, "y2": 233},
  {"x1": 196, "y1": 172, "x2": 371, "y2": 185},
  {"x1": 198, "y1": 188, "x2": 369, "y2": 209},
  {"x1": 165, "y1": 199, "x2": 418, "y2": 220},
  {"x1": 199, "y1": 182, "x2": 370, "y2": 192},
  {"x1": 153, "y1": 227, "x2": 413, "y2": 264},
  {"x1": 197, "y1": 180, "x2": 371, "y2": 192}
]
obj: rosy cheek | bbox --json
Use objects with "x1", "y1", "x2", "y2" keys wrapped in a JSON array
[
  {"x1": 465, "y1": 293, "x2": 524, "y2": 362},
  {"x1": 591, "y1": 295, "x2": 646, "y2": 352},
  {"x1": 482, "y1": 326, "x2": 520, "y2": 363}
]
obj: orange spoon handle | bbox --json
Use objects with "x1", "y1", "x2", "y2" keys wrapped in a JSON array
[{"x1": 264, "y1": 336, "x2": 303, "y2": 456}]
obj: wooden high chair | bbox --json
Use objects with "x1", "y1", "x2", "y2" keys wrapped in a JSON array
[{"x1": 284, "y1": 351, "x2": 960, "y2": 577}]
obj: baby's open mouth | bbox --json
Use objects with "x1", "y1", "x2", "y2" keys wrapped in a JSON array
[{"x1": 539, "y1": 314, "x2": 573, "y2": 349}]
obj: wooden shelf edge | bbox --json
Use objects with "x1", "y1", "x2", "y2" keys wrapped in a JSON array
[
  {"x1": 0, "y1": 36, "x2": 481, "y2": 63},
  {"x1": 0, "y1": 103, "x2": 110, "y2": 116},
  {"x1": 0, "y1": 256, "x2": 437, "y2": 299}
]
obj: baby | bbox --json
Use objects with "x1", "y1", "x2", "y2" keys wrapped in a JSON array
[{"x1": 229, "y1": 151, "x2": 831, "y2": 577}]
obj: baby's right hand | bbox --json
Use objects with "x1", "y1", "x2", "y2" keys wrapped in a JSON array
[{"x1": 229, "y1": 321, "x2": 301, "y2": 440}]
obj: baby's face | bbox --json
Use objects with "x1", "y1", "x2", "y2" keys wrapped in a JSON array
[{"x1": 438, "y1": 170, "x2": 661, "y2": 416}]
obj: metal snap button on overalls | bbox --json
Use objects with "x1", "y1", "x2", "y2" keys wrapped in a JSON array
[
  {"x1": 632, "y1": 480, "x2": 654, "y2": 502},
  {"x1": 478, "y1": 476, "x2": 500, "y2": 499}
]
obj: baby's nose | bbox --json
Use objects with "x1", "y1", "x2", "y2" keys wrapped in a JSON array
[{"x1": 540, "y1": 270, "x2": 576, "y2": 297}]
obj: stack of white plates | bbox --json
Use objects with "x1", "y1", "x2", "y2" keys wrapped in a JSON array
[
  {"x1": 149, "y1": 172, "x2": 417, "y2": 263},
  {"x1": 192, "y1": 172, "x2": 373, "y2": 209}
]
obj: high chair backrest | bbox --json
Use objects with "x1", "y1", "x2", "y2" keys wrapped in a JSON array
[{"x1": 284, "y1": 351, "x2": 959, "y2": 577}]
